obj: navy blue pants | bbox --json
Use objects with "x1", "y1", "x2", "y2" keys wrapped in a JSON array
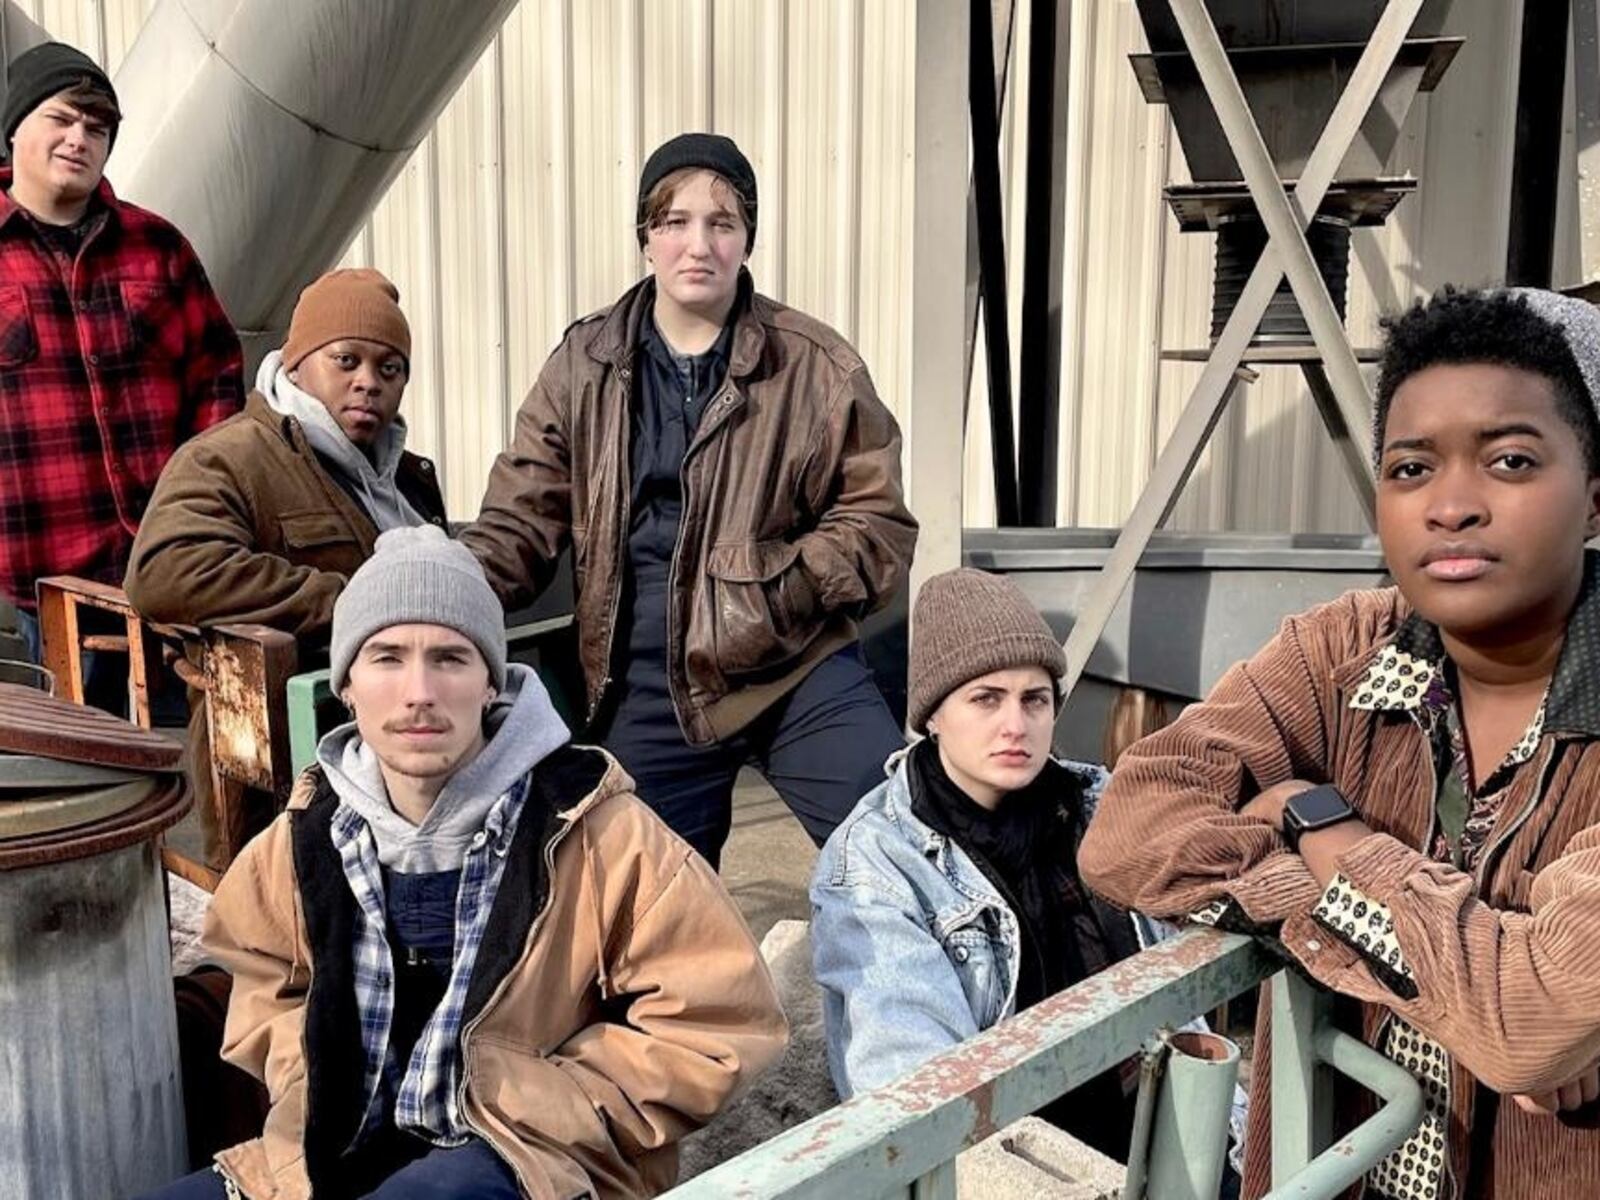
[
  {"x1": 595, "y1": 572, "x2": 903, "y2": 867},
  {"x1": 134, "y1": 1138, "x2": 521, "y2": 1200}
]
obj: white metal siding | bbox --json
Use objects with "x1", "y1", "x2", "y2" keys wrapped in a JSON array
[{"x1": 27, "y1": 0, "x2": 1566, "y2": 530}]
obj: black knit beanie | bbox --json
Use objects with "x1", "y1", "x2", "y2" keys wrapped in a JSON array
[
  {"x1": 2, "y1": 42, "x2": 120, "y2": 159},
  {"x1": 636, "y1": 132, "x2": 757, "y2": 251}
]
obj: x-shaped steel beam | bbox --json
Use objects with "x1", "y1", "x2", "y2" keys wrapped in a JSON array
[{"x1": 1060, "y1": 0, "x2": 1424, "y2": 700}]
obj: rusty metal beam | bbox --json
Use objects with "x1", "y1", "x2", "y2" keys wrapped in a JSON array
[{"x1": 664, "y1": 930, "x2": 1274, "y2": 1200}]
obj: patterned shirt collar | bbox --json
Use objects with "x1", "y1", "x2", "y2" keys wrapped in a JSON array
[{"x1": 1348, "y1": 551, "x2": 1600, "y2": 738}]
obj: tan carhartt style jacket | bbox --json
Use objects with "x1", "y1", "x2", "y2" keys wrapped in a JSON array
[{"x1": 203, "y1": 747, "x2": 788, "y2": 1199}]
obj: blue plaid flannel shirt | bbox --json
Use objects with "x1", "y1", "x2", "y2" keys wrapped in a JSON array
[{"x1": 330, "y1": 775, "x2": 530, "y2": 1147}]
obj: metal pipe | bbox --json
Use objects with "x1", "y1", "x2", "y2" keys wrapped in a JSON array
[
  {"x1": 1271, "y1": 965, "x2": 1334, "y2": 1185},
  {"x1": 1258, "y1": 1027, "x2": 1427, "y2": 1200},
  {"x1": 106, "y1": 0, "x2": 520, "y2": 368},
  {"x1": 1118, "y1": 1039, "x2": 1170, "y2": 1200},
  {"x1": 1142, "y1": 1030, "x2": 1241, "y2": 1200},
  {"x1": 1058, "y1": 0, "x2": 1422, "y2": 700}
]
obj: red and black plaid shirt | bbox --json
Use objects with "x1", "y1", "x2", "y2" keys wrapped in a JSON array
[{"x1": 0, "y1": 170, "x2": 243, "y2": 609}]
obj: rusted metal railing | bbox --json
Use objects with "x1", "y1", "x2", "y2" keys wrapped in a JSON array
[{"x1": 663, "y1": 928, "x2": 1423, "y2": 1200}]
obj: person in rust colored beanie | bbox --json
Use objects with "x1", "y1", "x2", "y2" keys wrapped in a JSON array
[
  {"x1": 282, "y1": 266, "x2": 411, "y2": 370},
  {"x1": 124, "y1": 266, "x2": 446, "y2": 868},
  {"x1": 907, "y1": 567, "x2": 1066, "y2": 734}
]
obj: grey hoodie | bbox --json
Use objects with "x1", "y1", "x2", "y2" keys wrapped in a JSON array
[
  {"x1": 317, "y1": 663, "x2": 571, "y2": 872},
  {"x1": 258, "y1": 349, "x2": 425, "y2": 533}
]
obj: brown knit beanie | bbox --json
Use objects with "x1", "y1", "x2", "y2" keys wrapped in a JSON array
[
  {"x1": 282, "y1": 268, "x2": 411, "y2": 370},
  {"x1": 908, "y1": 568, "x2": 1067, "y2": 734}
]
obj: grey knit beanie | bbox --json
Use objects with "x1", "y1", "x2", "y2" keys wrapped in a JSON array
[
  {"x1": 908, "y1": 568, "x2": 1067, "y2": 734},
  {"x1": 331, "y1": 526, "x2": 506, "y2": 692},
  {"x1": 1507, "y1": 287, "x2": 1600, "y2": 405}
]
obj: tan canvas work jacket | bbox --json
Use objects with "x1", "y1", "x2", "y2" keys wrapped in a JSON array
[
  {"x1": 460, "y1": 274, "x2": 917, "y2": 744},
  {"x1": 203, "y1": 746, "x2": 788, "y2": 1199},
  {"x1": 1080, "y1": 567, "x2": 1600, "y2": 1200}
]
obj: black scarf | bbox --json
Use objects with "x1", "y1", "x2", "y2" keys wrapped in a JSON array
[
  {"x1": 906, "y1": 738, "x2": 1138, "y2": 1159},
  {"x1": 908, "y1": 739, "x2": 1101, "y2": 1009}
]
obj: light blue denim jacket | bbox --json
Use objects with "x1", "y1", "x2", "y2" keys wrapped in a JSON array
[{"x1": 809, "y1": 749, "x2": 1117, "y2": 1099}]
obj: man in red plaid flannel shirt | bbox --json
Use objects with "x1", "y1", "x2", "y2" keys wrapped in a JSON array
[{"x1": 0, "y1": 42, "x2": 242, "y2": 667}]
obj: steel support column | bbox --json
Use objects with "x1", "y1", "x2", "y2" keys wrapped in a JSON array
[
  {"x1": 1507, "y1": 0, "x2": 1572, "y2": 287},
  {"x1": 908, "y1": 0, "x2": 972, "y2": 603},
  {"x1": 1059, "y1": 0, "x2": 1418, "y2": 699},
  {"x1": 1017, "y1": 0, "x2": 1072, "y2": 526},
  {"x1": 970, "y1": 0, "x2": 1021, "y2": 525}
]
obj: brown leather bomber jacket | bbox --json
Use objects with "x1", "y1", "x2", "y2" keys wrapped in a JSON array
[{"x1": 461, "y1": 274, "x2": 917, "y2": 744}]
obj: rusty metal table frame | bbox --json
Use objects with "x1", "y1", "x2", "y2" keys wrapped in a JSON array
[{"x1": 662, "y1": 928, "x2": 1423, "y2": 1200}]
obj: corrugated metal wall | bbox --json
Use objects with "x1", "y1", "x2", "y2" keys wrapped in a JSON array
[{"x1": 21, "y1": 0, "x2": 1568, "y2": 531}]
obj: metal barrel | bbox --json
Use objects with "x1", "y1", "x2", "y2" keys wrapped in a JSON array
[{"x1": 0, "y1": 691, "x2": 190, "y2": 1200}]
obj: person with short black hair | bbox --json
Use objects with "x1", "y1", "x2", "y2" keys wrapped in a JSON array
[
  {"x1": 1081, "y1": 286, "x2": 1600, "y2": 1200},
  {"x1": 463, "y1": 132, "x2": 916, "y2": 868},
  {"x1": 0, "y1": 41, "x2": 242, "y2": 689}
]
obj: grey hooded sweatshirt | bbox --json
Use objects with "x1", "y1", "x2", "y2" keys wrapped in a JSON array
[
  {"x1": 258, "y1": 349, "x2": 425, "y2": 533},
  {"x1": 317, "y1": 663, "x2": 571, "y2": 871}
]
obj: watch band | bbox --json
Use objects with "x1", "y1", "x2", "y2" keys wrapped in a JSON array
[{"x1": 1282, "y1": 783, "x2": 1356, "y2": 854}]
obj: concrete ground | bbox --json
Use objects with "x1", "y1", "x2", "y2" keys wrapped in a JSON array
[{"x1": 719, "y1": 769, "x2": 818, "y2": 944}]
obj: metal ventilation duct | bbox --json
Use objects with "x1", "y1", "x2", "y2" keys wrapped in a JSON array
[
  {"x1": 1130, "y1": 0, "x2": 1461, "y2": 348},
  {"x1": 0, "y1": 3, "x2": 53, "y2": 99},
  {"x1": 107, "y1": 0, "x2": 519, "y2": 365}
]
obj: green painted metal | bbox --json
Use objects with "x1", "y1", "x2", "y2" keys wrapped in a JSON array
[
  {"x1": 286, "y1": 668, "x2": 331, "y2": 776},
  {"x1": 663, "y1": 930, "x2": 1273, "y2": 1200},
  {"x1": 1144, "y1": 1031, "x2": 1241, "y2": 1200},
  {"x1": 1257, "y1": 1027, "x2": 1425, "y2": 1199},
  {"x1": 664, "y1": 927, "x2": 1425, "y2": 1200},
  {"x1": 1270, "y1": 967, "x2": 1334, "y2": 1184}
]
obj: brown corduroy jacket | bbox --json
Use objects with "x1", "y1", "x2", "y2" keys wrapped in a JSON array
[
  {"x1": 1079, "y1": 579, "x2": 1600, "y2": 1200},
  {"x1": 459, "y1": 273, "x2": 918, "y2": 745}
]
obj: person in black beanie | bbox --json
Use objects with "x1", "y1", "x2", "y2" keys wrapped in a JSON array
[
  {"x1": 464, "y1": 132, "x2": 917, "y2": 868},
  {"x1": 0, "y1": 41, "x2": 242, "y2": 707}
]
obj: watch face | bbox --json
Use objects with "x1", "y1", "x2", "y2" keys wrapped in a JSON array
[{"x1": 1293, "y1": 786, "x2": 1350, "y2": 826}]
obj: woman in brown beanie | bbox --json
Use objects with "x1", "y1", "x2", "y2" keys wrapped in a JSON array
[
  {"x1": 462, "y1": 133, "x2": 916, "y2": 868},
  {"x1": 809, "y1": 567, "x2": 1141, "y2": 1160}
]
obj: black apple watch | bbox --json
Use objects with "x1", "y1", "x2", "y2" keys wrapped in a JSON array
[{"x1": 1281, "y1": 784, "x2": 1357, "y2": 854}]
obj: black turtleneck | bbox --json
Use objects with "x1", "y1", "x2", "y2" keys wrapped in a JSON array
[{"x1": 909, "y1": 738, "x2": 1100, "y2": 1010}]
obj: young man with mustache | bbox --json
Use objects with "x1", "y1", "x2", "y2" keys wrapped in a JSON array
[
  {"x1": 138, "y1": 525, "x2": 786, "y2": 1199},
  {"x1": 1081, "y1": 287, "x2": 1600, "y2": 1200}
]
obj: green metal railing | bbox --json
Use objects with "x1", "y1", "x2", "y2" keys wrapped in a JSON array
[{"x1": 663, "y1": 929, "x2": 1423, "y2": 1200}]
